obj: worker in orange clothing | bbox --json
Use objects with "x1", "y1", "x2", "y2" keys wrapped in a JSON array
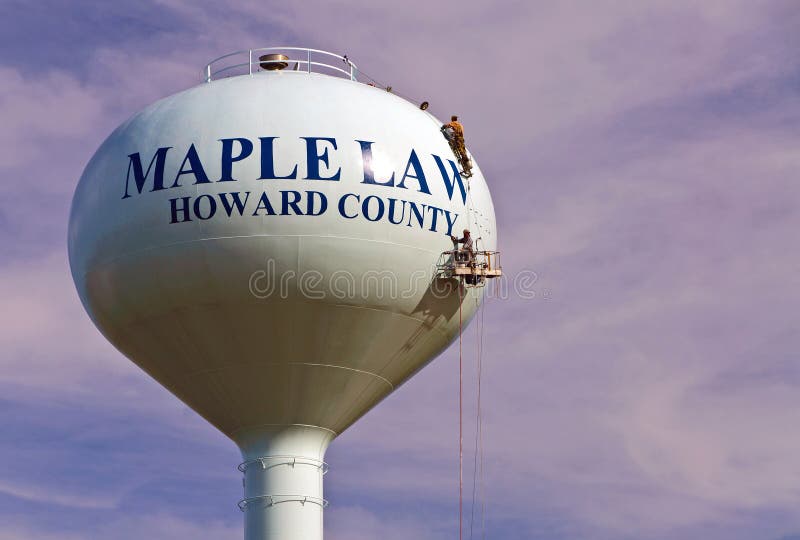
[
  {"x1": 446, "y1": 115, "x2": 464, "y2": 141},
  {"x1": 442, "y1": 115, "x2": 473, "y2": 177}
]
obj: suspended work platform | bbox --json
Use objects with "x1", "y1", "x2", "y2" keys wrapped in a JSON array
[{"x1": 437, "y1": 250, "x2": 502, "y2": 286}]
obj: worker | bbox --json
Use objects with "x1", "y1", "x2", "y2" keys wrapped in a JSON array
[
  {"x1": 450, "y1": 228, "x2": 474, "y2": 264},
  {"x1": 442, "y1": 115, "x2": 473, "y2": 177},
  {"x1": 446, "y1": 115, "x2": 464, "y2": 141}
]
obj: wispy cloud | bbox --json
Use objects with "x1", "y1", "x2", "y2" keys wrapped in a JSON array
[
  {"x1": 2, "y1": 1, "x2": 800, "y2": 539},
  {"x1": 0, "y1": 479, "x2": 120, "y2": 510}
]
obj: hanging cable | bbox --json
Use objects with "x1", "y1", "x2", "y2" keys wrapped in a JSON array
[
  {"x1": 349, "y1": 64, "x2": 426, "y2": 108},
  {"x1": 469, "y1": 296, "x2": 481, "y2": 538},
  {"x1": 458, "y1": 279, "x2": 464, "y2": 540},
  {"x1": 346, "y1": 61, "x2": 442, "y2": 127},
  {"x1": 478, "y1": 298, "x2": 486, "y2": 540},
  {"x1": 469, "y1": 294, "x2": 486, "y2": 540}
]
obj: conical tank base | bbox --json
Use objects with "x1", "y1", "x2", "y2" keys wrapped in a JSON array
[{"x1": 237, "y1": 426, "x2": 334, "y2": 540}]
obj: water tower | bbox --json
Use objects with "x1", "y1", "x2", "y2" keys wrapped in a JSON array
[{"x1": 69, "y1": 47, "x2": 498, "y2": 540}]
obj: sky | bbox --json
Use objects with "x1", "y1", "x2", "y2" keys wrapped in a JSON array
[{"x1": 2, "y1": 0, "x2": 800, "y2": 539}]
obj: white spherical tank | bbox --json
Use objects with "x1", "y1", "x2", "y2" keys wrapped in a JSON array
[{"x1": 68, "y1": 49, "x2": 497, "y2": 540}]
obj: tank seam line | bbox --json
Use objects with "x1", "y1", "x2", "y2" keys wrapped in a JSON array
[
  {"x1": 229, "y1": 423, "x2": 338, "y2": 437},
  {"x1": 82, "y1": 233, "x2": 443, "y2": 270},
  {"x1": 186, "y1": 361, "x2": 394, "y2": 389}
]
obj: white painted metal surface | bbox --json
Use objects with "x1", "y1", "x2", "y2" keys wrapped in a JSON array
[{"x1": 69, "y1": 49, "x2": 497, "y2": 540}]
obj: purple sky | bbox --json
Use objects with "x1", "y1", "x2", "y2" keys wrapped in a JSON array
[{"x1": 2, "y1": 1, "x2": 800, "y2": 539}]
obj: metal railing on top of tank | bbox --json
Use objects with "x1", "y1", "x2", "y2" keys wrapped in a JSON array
[{"x1": 203, "y1": 47, "x2": 358, "y2": 83}]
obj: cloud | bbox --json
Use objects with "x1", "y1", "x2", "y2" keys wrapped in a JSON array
[
  {"x1": 2, "y1": 1, "x2": 800, "y2": 540},
  {"x1": 0, "y1": 514, "x2": 238, "y2": 540},
  {"x1": 0, "y1": 479, "x2": 120, "y2": 510},
  {"x1": 0, "y1": 67, "x2": 104, "y2": 171},
  {"x1": 327, "y1": 505, "x2": 445, "y2": 540},
  {"x1": 0, "y1": 525, "x2": 85, "y2": 540},
  {"x1": 0, "y1": 250, "x2": 133, "y2": 390}
]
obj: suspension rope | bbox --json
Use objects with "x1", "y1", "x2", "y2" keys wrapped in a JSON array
[
  {"x1": 458, "y1": 279, "x2": 464, "y2": 540},
  {"x1": 479, "y1": 298, "x2": 486, "y2": 540},
  {"x1": 469, "y1": 296, "x2": 482, "y2": 539},
  {"x1": 346, "y1": 60, "x2": 457, "y2": 140},
  {"x1": 348, "y1": 63, "x2": 427, "y2": 110},
  {"x1": 469, "y1": 294, "x2": 487, "y2": 540}
]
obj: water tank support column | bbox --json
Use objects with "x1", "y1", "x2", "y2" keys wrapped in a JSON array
[
  {"x1": 237, "y1": 427, "x2": 333, "y2": 540},
  {"x1": 239, "y1": 455, "x2": 329, "y2": 540},
  {"x1": 239, "y1": 455, "x2": 328, "y2": 540}
]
